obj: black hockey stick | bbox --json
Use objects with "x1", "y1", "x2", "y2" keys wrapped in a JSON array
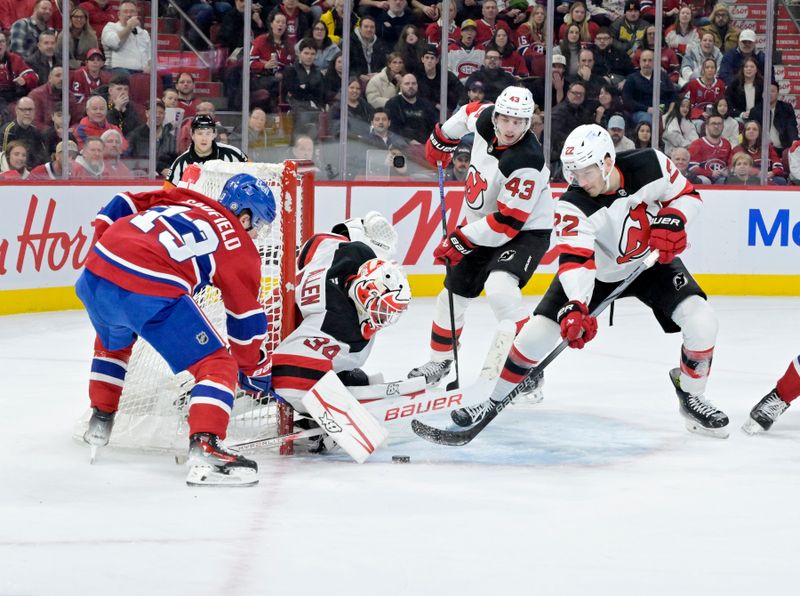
[
  {"x1": 437, "y1": 161, "x2": 462, "y2": 391},
  {"x1": 411, "y1": 250, "x2": 661, "y2": 446}
]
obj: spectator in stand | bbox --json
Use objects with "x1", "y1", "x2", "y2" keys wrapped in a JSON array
[
  {"x1": 701, "y1": 3, "x2": 739, "y2": 53},
  {"x1": 321, "y1": 0, "x2": 358, "y2": 45},
  {"x1": 101, "y1": 128, "x2": 132, "y2": 177},
  {"x1": 394, "y1": 24, "x2": 425, "y2": 74},
  {"x1": 350, "y1": 16, "x2": 390, "y2": 83},
  {"x1": 570, "y1": 48, "x2": 606, "y2": 103},
  {"x1": 750, "y1": 82, "x2": 799, "y2": 157},
  {"x1": 106, "y1": 73, "x2": 143, "y2": 139},
  {"x1": 290, "y1": 132, "x2": 315, "y2": 161},
  {"x1": 633, "y1": 25, "x2": 679, "y2": 85},
  {"x1": 473, "y1": 0, "x2": 512, "y2": 47},
  {"x1": 592, "y1": 26, "x2": 634, "y2": 89},
  {"x1": 0, "y1": 140, "x2": 30, "y2": 178},
  {"x1": 56, "y1": 6, "x2": 99, "y2": 69},
  {"x1": 723, "y1": 152, "x2": 759, "y2": 185},
  {"x1": 30, "y1": 139, "x2": 77, "y2": 179},
  {"x1": 529, "y1": 109, "x2": 543, "y2": 143},
  {"x1": 247, "y1": 106, "x2": 269, "y2": 153},
  {"x1": 101, "y1": 0, "x2": 151, "y2": 74},
  {"x1": 162, "y1": 87, "x2": 179, "y2": 108},
  {"x1": 448, "y1": 18, "x2": 484, "y2": 82},
  {"x1": 554, "y1": 24, "x2": 583, "y2": 78},
  {"x1": 609, "y1": 1, "x2": 648, "y2": 56},
  {"x1": 425, "y1": 1, "x2": 458, "y2": 50},
  {"x1": 498, "y1": 0, "x2": 527, "y2": 28},
  {"x1": 278, "y1": 0, "x2": 313, "y2": 53},
  {"x1": 623, "y1": 49, "x2": 676, "y2": 125},
  {"x1": 385, "y1": 72, "x2": 437, "y2": 143},
  {"x1": 41, "y1": 107, "x2": 77, "y2": 155},
  {"x1": 663, "y1": 96, "x2": 699, "y2": 156},
  {"x1": 219, "y1": 0, "x2": 266, "y2": 55},
  {"x1": 670, "y1": 146, "x2": 705, "y2": 185},
  {"x1": 322, "y1": 52, "x2": 343, "y2": 107},
  {"x1": 72, "y1": 94, "x2": 126, "y2": 150},
  {"x1": 285, "y1": 38, "x2": 326, "y2": 135},
  {"x1": 415, "y1": 45, "x2": 465, "y2": 114},
  {"x1": 9, "y1": 0, "x2": 52, "y2": 59},
  {"x1": 688, "y1": 112, "x2": 731, "y2": 184},
  {"x1": 549, "y1": 80, "x2": 594, "y2": 169},
  {"x1": 786, "y1": 139, "x2": 800, "y2": 184},
  {"x1": 71, "y1": 47, "x2": 106, "y2": 112},
  {"x1": 72, "y1": 136, "x2": 106, "y2": 178},
  {"x1": 638, "y1": 0, "x2": 680, "y2": 25},
  {"x1": 633, "y1": 120, "x2": 655, "y2": 149},
  {"x1": 608, "y1": 113, "x2": 635, "y2": 152},
  {"x1": 0, "y1": 96, "x2": 47, "y2": 167},
  {"x1": 557, "y1": 1, "x2": 598, "y2": 43},
  {"x1": 176, "y1": 101, "x2": 222, "y2": 153},
  {"x1": 485, "y1": 27, "x2": 527, "y2": 77},
  {"x1": 517, "y1": 4, "x2": 547, "y2": 78},
  {"x1": 79, "y1": 0, "x2": 115, "y2": 40},
  {"x1": 174, "y1": 72, "x2": 200, "y2": 119},
  {"x1": 332, "y1": 76, "x2": 374, "y2": 137},
  {"x1": 366, "y1": 52, "x2": 406, "y2": 109},
  {"x1": 732, "y1": 119, "x2": 786, "y2": 185},
  {"x1": 409, "y1": 0, "x2": 439, "y2": 29},
  {"x1": 0, "y1": 31, "x2": 38, "y2": 117},
  {"x1": 297, "y1": 19, "x2": 339, "y2": 71},
  {"x1": 718, "y1": 29, "x2": 764, "y2": 86},
  {"x1": 593, "y1": 82, "x2": 625, "y2": 128},
  {"x1": 249, "y1": 10, "x2": 291, "y2": 113},
  {"x1": 684, "y1": 57, "x2": 725, "y2": 126},
  {"x1": 463, "y1": 48, "x2": 517, "y2": 103},
  {"x1": 664, "y1": 4, "x2": 698, "y2": 60},
  {"x1": 128, "y1": 99, "x2": 177, "y2": 178},
  {"x1": 455, "y1": 79, "x2": 485, "y2": 110},
  {"x1": 380, "y1": 0, "x2": 412, "y2": 47},
  {"x1": 725, "y1": 56, "x2": 762, "y2": 120},
  {"x1": 28, "y1": 67, "x2": 79, "y2": 129},
  {"x1": 445, "y1": 143, "x2": 470, "y2": 181},
  {"x1": 530, "y1": 53, "x2": 567, "y2": 108},
  {"x1": 167, "y1": 114, "x2": 248, "y2": 186},
  {"x1": 25, "y1": 28, "x2": 58, "y2": 84},
  {"x1": 679, "y1": 31, "x2": 721, "y2": 88},
  {"x1": 362, "y1": 107, "x2": 407, "y2": 150},
  {"x1": 711, "y1": 96, "x2": 740, "y2": 148}
]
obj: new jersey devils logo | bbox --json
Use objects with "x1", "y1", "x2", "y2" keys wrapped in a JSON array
[
  {"x1": 617, "y1": 203, "x2": 652, "y2": 264},
  {"x1": 464, "y1": 167, "x2": 488, "y2": 210}
]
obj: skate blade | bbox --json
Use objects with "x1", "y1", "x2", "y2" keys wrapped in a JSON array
[
  {"x1": 89, "y1": 444, "x2": 98, "y2": 464},
  {"x1": 684, "y1": 418, "x2": 729, "y2": 439},
  {"x1": 186, "y1": 465, "x2": 258, "y2": 487},
  {"x1": 741, "y1": 417, "x2": 767, "y2": 435},
  {"x1": 512, "y1": 390, "x2": 544, "y2": 406}
]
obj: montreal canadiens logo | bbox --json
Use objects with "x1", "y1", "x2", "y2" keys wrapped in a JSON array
[{"x1": 464, "y1": 167, "x2": 488, "y2": 210}]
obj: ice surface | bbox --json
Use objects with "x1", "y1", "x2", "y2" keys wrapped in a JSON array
[{"x1": 2, "y1": 296, "x2": 799, "y2": 595}]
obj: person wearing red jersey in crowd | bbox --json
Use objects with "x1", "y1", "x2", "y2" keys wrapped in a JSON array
[
  {"x1": 76, "y1": 170, "x2": 276, "y2": 486},
  {"x1": 485, "y1": 27, "x2": 528, "y2": 77},
  {"x1": 665, "y1": 4, "x2": 698, "y2": 59},
  {"x1": 28, "y1": 67, "x2": 80, "y2": 129},
  {"x1": 78, "y1": 0, "x2": 115, "y2": 39},
  {"x1": 557, "y1": 1, "x2": 598, "y2": 43},
  {"x1": 101, "y1": 128, "x2": 132, "y2": 178},
  {"x1": 174, "y1": 71, "x2": 200, "y2": 119},
  {"x1": 731, "y1": 119, "x2": 786, "y2": 185},
  {"x1": 249, "y1": 9, "x2": 292, "y2": 113},
  {"x1": 0, "y1": 140, "x2": 30, "y2": 179},
  {"x1": 0, "y1": 30, "x2": 38, "y2": 116},
  {"x1": 744, "y1": 355, "x2": 800, "y2": 434},
  {"x1": 515, "y1": 3, "x2": 546, "y2": 49},
  {"x1": 29, "y1": 139, "x2": 77, "y2": 179},
  {"x1": 473, "y1": 0, "x2": 512, "y2": 47},
  {"x1": 72, "y1": 136, "x2": 107, "y2": 178},
  {"x1": 277, "y1": 0, "x2": 312, "y2": 53},
  {"x1": 72, "y1": 94, "x2": 127, "y2": 150},
  {"x1": 425, "y1": 1, "x2": 458, "y2": 50},
  {"x1": 638, "y1": 0, "x2": 681, "y2": 26},
  {"x1": 688, "y1": 112, "x2": 731, "y2": 184},
  {"x1": 448, "y1": 18, "x2": 485, "y2": 82},
  {"x1": 70, "y1": 48, "x2": 107, "y2": 111},
  {"x1": 684, "y1": 57, "x2": 725, "y2": 122}
]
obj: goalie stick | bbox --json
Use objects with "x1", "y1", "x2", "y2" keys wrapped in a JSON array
[{"x1": 411, "y1": 250, "x2": 661, "y2": 446}]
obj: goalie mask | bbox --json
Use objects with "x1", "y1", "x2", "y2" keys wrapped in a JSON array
[{"x1": 348, "y1": 259, "x2": 411, "y2": 338}]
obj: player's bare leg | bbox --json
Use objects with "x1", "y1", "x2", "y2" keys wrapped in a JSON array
[{"x1": 743, "y1": 356, "x2": 800, "y2": 434}]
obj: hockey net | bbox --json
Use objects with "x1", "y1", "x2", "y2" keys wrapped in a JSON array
[{"x1": 73, "y1": 159, "x2": 315, "y2": 455}]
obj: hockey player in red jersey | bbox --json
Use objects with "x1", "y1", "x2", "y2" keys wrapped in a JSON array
[
  {"x1": 408, "y1": 86, "x2": 553, "y2": 395},
  {"x1": 743, "y1": 355, "x2": 800, "y2": 434},
  {"x1": 76, "y1": 171, "x2": 276, "y2": 486},
  {"x1": 454, "y1": 124, "x2": 730, "y2": 438}
]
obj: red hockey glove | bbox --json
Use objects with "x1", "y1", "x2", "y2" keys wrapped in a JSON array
[
  {"x1": 433, "y1": 227, "x2": 475, "y2": 266},
  {"x1": 557, "y1": 301, "x2": 598, "y2": 349},
  {"x1": 648, "y1": 207, "x2": 687, "y2": 264},
  {"x1": 425, "y1": 123, "x2": 460, "y2": 168}
]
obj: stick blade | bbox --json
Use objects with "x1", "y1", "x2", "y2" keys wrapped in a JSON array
[{"x1": 411, "y1": 418, "x2": 479, "y2": 446}]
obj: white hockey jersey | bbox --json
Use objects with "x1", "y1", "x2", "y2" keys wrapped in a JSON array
[
  {"x1": 554, "y1": 149, "x2": 702, "y2": 304},
  {"x1": 271, "y1": 234, "x2": 378, "y2": 409},
  {"x1": 441, "y1": 101, "x2": 554, "y2": 247}
]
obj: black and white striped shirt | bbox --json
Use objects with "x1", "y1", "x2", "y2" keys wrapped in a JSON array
[{"x1": 166, "y1": 141, "x2": 249, "y2": 186}]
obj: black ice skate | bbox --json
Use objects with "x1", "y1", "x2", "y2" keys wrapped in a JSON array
[
  {"x1": 451, "y1": 399, "x2": 497, "y2": 427},
  {"x1": 83, "y1": 407, "x2": 116, "y2": 464},
  {"x1": 669, "y1": 368, "x2": 729, "y2": 439},
  {"x1": 186, "y1": 432, "x2": 258, "y2": 487},
  {"x1": 742, "y1": 389, "x2": 790, "y2": 435},
  {"x1": 408, "y1": 359, "x2": 452, "y2": 385}
]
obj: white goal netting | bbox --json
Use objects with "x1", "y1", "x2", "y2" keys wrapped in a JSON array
[{"x1": 73, "y1": 160, "x2": 314, "y2": 453}]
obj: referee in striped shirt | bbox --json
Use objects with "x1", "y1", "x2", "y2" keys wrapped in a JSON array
[{"x1": 166, "y1": 114, "x2": 248, "y2": 186}]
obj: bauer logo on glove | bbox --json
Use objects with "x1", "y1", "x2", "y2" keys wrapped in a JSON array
[{"x1": 433, "y1": 227, "x2": 475, "y2": 266}]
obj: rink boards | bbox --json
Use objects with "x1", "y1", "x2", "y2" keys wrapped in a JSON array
[{"x1": 0, "y1": 181, "x2": 798, "y2": 314}]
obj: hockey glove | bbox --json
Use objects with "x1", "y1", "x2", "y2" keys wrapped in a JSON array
[
  {"x1": 425, "y1": 123, "x2": 460, "y2": 168},
  {"x1": 649, "y1": 208, "x2": 687, "y2": 264},
  {"x1": 433, "y1": 227, "x2": 476, "y2": 266},
  {"x1": 557, "y1": 300, "x2": 598, "y2": 349},
  {"x1": 238, "y1": 371, "x2": 272, "y2": 396}
]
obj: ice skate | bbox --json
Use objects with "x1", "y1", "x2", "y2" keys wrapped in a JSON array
[
  {"x1": 669, "y1": 368, "x2": 729, "y2": 439},
  {"x1": 83, "y1": 407, "x2": 116, "y2": 463},
  {"x1": 408, "y1": 359, "x2": 452, "y2": 385},
  {"x1": 516, "y1": 371, "x2": 544, "y2": 405},
  {"x1": 742, "y1": 389, "x2": 789, "y2": 435},
  {"x1": 451, "y1": 398, "x2": 497, "y2": 427},
  {"x1": 186, "y1": 432, "x2": 258, "y2": 487}
]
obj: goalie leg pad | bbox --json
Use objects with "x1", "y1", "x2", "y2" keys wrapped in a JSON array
[{"x1": 302, "y1": 371, "x2": 389, "y2": 463}]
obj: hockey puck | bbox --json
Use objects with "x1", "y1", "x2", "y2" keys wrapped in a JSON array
[{"x1": 392, "y1": 455, "x2": 411, "y2": 463}]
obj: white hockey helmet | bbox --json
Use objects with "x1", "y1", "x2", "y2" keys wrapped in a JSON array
[
  {"x1": 560, "y1": 124, "x2": 617, "y2": 184},
  {"x1": 348, "y1": 258, "x2": 411, "y2": 334},
  {"x1": 492, "y1": 86, "x2": 535, "y2": 137}
]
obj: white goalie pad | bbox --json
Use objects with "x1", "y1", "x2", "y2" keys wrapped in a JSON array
[{"x1": 302, "y1": 371, "x2": 389, "y2": 463}]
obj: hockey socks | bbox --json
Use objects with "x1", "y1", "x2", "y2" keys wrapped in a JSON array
[
  {"x1": 678, "y1": 345, "x2": 714, "y2": 397},
  {"x1": 775, "y1": 355, "x2": 800, "y2": 404},
  {"x1": 88, "y1": 338, "x2": 133, "y2": 414},
  {"x1": 491, "y1": 345, "x2": 539, "y2": 402}
]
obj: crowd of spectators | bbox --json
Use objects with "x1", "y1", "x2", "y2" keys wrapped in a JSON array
[{"x1": 0, "y1": 0, "x2": 798, "y2": 184}]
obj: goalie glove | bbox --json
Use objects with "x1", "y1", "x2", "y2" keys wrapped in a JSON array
[
  {"x1": 337, "y1": 211, "x2": 399, "y2": 259},
  {"x1": 425, "y1": 122, "x2": 459, "y2": 168},
  {"x1": 433, "y1": 227, "x2": 475, "y2": 266},
  {"x1": 557, "y1": 300, "x2": 598, "y2": 349},
  {"x1": 649, "y1": 207, "x2": 687, "y2": 264}
]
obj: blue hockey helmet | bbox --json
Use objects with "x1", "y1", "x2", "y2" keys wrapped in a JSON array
[{"x1": 218, "y1": 173, "x2": 277, "y2": 234}]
